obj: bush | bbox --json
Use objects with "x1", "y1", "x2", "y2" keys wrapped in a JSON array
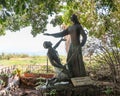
[
  {"x1": 95, "y1": 46, "x2": 120, "y2": 82},
  {"x1": 0, "y1": 74, "x2": 9, "y2": 87},
  {"x1": 95, "y1": 45, "x2": 120, "y2": 95}
]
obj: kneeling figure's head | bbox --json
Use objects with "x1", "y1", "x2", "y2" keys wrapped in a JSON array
[{"x1": 43, "y1": 41, "x2": 52, "y2": 49}]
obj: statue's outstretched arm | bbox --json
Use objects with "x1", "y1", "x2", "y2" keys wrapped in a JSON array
[{"x1": 44, "y1": 29, "x2": 69, "y2": 38}]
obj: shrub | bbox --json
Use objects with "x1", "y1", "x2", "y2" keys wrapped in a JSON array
[{"x1": 95, "y1": 45, "x2": 120, "y2": 95}]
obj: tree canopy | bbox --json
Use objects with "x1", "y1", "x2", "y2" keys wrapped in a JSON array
[
  {"x1": 0, "y1": 0, "x2": 62, "y2": 36},
  {"x1": 0, "y1": 0, "x2": 120, "y2": 46}
]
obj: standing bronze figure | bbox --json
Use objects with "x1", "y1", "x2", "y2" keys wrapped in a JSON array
[{"x1": 44, "y1": 14, "x2": 87, "y2": 77}]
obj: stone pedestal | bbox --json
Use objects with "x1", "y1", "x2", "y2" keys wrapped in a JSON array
[{"x1": 38, "y1": 77, "x2": 100, "y2": 96}]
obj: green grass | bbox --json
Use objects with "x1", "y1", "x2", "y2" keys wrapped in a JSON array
[
  {"x1": 0, "y1": 54, "x2": 100, "y2": 73},
  {"x1": 0, "y1": 55, "x2": 66, "y2": 66}
]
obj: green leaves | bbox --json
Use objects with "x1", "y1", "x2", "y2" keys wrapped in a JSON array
[
  {"x1": 0, "y1": 0, "x2": 119, "y2": 47},
  {"x1": 50, "y1": 15, "x2": 63, "y2": 27},
  {"x1": 0, "y1": 0, "x2": 62, "y2": 36}
]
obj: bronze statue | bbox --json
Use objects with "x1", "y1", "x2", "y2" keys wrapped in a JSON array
[
  {"x1": 44, "y1": 14, "x2": 87, "y2": 77},
  {"x1": 43, "y1": 38, "x2": 70, "y2": 82}
]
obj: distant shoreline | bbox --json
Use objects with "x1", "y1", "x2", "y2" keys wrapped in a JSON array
[{"x1": 0, "y1": 51, "x2": 66, "y2": 56}]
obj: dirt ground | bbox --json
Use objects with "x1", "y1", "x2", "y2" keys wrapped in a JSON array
[{"x1": 9, "y1": 88, "x2": 38, "y2": 96}]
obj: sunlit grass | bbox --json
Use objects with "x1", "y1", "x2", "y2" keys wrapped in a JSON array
[
  {"x1": 0, "y1": 54, "x2": 101, "y2": 73},
  {"x1": 0, "y1": 55, "x2": 66, "y2": 66}
]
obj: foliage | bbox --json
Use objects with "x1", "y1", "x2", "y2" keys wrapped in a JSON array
[
  {"x1": 104, "y1": 87, "x2": 113, "y2": 95},
  {"x1": 83, "y1": 36, "x2": 101, "y2": 56},
  {"x1": 95, "y1": 45, "x2": 120, "y2": 83},
  {"x1": 0, "y1": 73, "x2": 9, "y2": 87},
  {"x1": 0, "y1": 73, "x2": 8, "y2": 77},
  {"x1": 0, "y1": 53, "x2": 29, "y2": 60},
  {"x1": 8, "y1": 68, "x2": 20, "y2": 78},
  {"x1": 51, "y1": 0, "x2": 120, "y2": 48},
  {"x1": 35, "y1": 77, "x2": 46, "y2": 86},
  {"x1": 0, "y1": 0, "x2": 119, "y2": 46},
  {"x1": 0, "y1": 0, "x2": 61, "y2": 36},
  {"x1": 49, "y1": 89, "x2": 56, "y2": 96},
  {"x1": 24, "y1": 69, "x2": 31, "y2": 73},
  {"x1": 0, "y1": 79, "x2": 5, "y2": 86}
]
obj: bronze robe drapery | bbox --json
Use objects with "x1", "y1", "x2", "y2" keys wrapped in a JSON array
[{"x1": 67, "y1": 44, "x2": 86, "y2": 77}]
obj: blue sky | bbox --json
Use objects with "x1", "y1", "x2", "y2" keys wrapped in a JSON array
[{"x1": 0, "y1": 24, "x2": 67, "y2": 56}]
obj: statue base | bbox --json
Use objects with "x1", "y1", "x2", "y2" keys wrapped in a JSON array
[{"x1": 37, "y1": 76, "x2": 100, "y2": 96}]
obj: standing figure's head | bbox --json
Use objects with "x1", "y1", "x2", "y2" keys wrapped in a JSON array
[
  {"x1": 71, "y1": 14, "x2": 80, "y2": 24},
  {"x1": 43, "y1": 41, "x2": 52, "y2": 49}
]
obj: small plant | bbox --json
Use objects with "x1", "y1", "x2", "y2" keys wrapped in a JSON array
[
  {"x1": 23, "y1": 69, "x2": 38, "y2": 77},
  {"x1": 43, "y1": 89, "x2": 57, "y2": 96},
  {"x1": 24, "y1": 70, "x2": 31, "y2": 73},
  {"x1": 0, "y1": 79, "x2": 5, "y2": 90},
  {"x1": 0, "y1": 73, "x2": 9, "y2": 87},
  {"x1": 104, "y1": 87, "x2": 113, "y2": 95},
  {"x1": 0, "y1": 79, "x2": 5, "y2": 85},
  {"x1": 35, "y1": 77, "x2": 46, "y2": 90},
  {"x1": 0, "y1": 73, "x2": 8, "y2": 77},
  {"x1": 24, "y1": 67, "x2": 32, "y2": 73},
  {"x1": 49, "y1": 89, "x2": 56, "y2": 96},
  {"x1": 10, "y1": 68, "x2": 21, "y2": 77}
]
